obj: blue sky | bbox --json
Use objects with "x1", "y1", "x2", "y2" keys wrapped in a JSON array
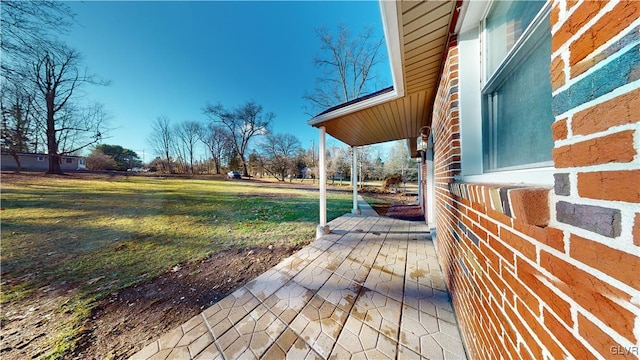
[{"x1": 63, "y1": 1, "x2": 391, "y2": 162}]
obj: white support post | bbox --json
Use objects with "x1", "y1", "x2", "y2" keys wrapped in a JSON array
[
  {"x1": 426, "y1": 134, "x2": 435, "y2": 227},
  {"x1": 351, "y1": 146, "x2": 361, "y2": 215},
  {"x1": 316, "y1": 126, "x2": 330, "y2": 238}
]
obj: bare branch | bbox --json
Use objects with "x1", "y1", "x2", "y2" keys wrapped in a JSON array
[{"x1": 304, "y1": 24, "x2": 385, "y2": 115}]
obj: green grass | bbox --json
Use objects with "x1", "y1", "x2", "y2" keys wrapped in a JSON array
[{"x1": 0, "y1": 174, "x2": 352, "y2": 358}]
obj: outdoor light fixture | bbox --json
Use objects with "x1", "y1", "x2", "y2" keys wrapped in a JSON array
[
  {"x1": 419, "y1": 126, "x2": 431, "y2": 142},
  {"x1": 417, "y1": 126, "x2": 432, "y2": 151}
]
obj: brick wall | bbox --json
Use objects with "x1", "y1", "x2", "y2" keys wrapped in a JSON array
[{"x1": 425, "y1": 1, "x2": 639, "y2": 359}]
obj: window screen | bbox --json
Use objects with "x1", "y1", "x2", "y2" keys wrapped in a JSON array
[{"x1": 482, "y1": 1, "x2": 553, "y2": 171}]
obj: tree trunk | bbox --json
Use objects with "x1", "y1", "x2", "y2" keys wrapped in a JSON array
[
  {"x1": 214, "y1": 157, "x2": 220, "y2": 174},
  {"x1": 47, "y1": 152, "x2": 61, "y2": 174},
  {"x1": 241, "y1": 156, "x2": 249, "y2": 177},
  {"x1": 11, "y1": 152, "x2": 21, "y2": 174},
  {"x1": 165, "y1": 151, "x2": 173, "y2": 174},
  {"x1": 46, "y1": 93, "x2": 62, "y2": 174}
]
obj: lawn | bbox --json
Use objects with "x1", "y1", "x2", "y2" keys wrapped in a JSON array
[{"x1": 0, "y1": 173, "x2": 352, "y2": 358}]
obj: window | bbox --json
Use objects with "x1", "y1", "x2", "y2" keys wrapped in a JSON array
[
  {"x1": 37, "y1": 156, "x2": 45, "y2": 162},
  {"x1": 482, "y1": 1, "x2": 553, "y2": 172},
  {"x1": 65, "y1": 158, "x2": 73, "y2": 164}
]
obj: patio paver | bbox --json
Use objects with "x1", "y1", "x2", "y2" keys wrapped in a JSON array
[{"x1": 131, "y1": 201, "x2": 467, "y2": 360}]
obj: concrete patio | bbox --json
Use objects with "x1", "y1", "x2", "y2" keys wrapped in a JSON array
[{"x1": 131, "y1": 201, "x2": 467, "y2": 359}]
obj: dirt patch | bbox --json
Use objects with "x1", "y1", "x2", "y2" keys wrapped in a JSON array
[
  {"x1": 75, "y1": 244, "x2": 301, "y2": 359},
  {"x1": 1, "y1": 244, "x2": 303, "y2": 360}
]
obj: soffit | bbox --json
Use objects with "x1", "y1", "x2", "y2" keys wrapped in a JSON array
[{"x1": 309, "y1": 0, "x2": 456, "y2": 147}]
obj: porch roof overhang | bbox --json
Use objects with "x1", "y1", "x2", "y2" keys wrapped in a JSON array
[{"x1": 307, "y1": 0, "x2": 459, "y2": 153}]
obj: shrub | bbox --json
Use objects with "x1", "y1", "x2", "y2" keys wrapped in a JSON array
[
  {"x1": 86, "y1": 152, "x2": 117, "y2": 170},
  {"x1": 383, "y1": 174, "x2": 403, "y2": 192}
]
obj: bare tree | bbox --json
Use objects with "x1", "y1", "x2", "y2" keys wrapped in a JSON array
[
  {"x1": 203, "y1": 101, "x2": 273, "y2": 176},
  {"x1": 1, "y1": 1, "x2": 74, "y2": 83},
  {"x1": 257, "y1": 133, "x2": 301, "y2": 181},
  {"x1": 199, "y1": 124, "x2": 231, "y2": 174},
  {"x1": 174, "y1": 121, "x2": 202, "y2": 174},
  {"x1": 1, "y1": 83, "x2": 37, "y2": 173},
  {"x1": 2, "y1": 2, "x2": 107, "y2": 174},
  {"x1": 303, "y1": 24, "x2": 385, "y2": 115},
  {"x1": 356, "y1": 145, "x2": 376, "y2": 188},
  {"x1": 148, "y1": 116, "x2": 174, "y2": 173},
  {"x1": 326, "y1": 145, "x2": 351, "y2": 184},
  {"x1": 384, "y1": 140, "x2": 416, "y2": 182},
  {"x1": 30, "y1": 45, "x2": 108, "y2": 173}
]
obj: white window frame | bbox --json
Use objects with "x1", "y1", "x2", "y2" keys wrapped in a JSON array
[{"x1": 457, "y1": 0, "x2": 554, "y2": 186}]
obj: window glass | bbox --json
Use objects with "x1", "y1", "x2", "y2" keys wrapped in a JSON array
[
  {"x1": 482, "y1": 1, "x2": 552, "y2": 172},
  {"x1": 485, "y1": 0, "x2": 545, "y2": 78}
]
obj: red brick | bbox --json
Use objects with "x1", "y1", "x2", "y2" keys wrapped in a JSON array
[
  {"x1": 544, "y1": 227, "x2": 566, "y2": 253},
  {"x1": 553, "y1": 130, "x2": 636, "y2": 168},
  {"x1": 578, "y1": 313, "x2": 639, "y2": 360},
  {"x1": 490, "y1": 236, "x2": 515, "y2": 265},
  {"x1": 552, "y1": 0, "x2": 608, "y2": 52},
  {"x1": 514, "y1": 221, "x2": 546, "y2": 243},
  {"x1": 570, "y1": 234, "x2": 640, "y2": 290},
  {"x1": 519, "y1": 342, "x2": 536, "y2": 360},
  {"x1": 543, "y1": 308, "x2": 597, "y2": 360},
  {"x1": 502, "y1": 303, "x2": 542, "y2": 360},
  {"x1": 552, "y1": 118, "x2": 568, "y2": 141},
  {"x1": 504, "y1": 337, "x2": 520, "y2": 360},
  {"x1": 501, "y1": 228, "x2": 537, "y2": 262},
  {"x1": 485, "y1": 323, "x2": 503, "y2": 360},
  {"x1": 471, "y1": 200, "x2": 485, "y2": 215},
  {"x1": 578, "y1": 170, "x2": 640, "y2": 203},
  {"x1": 503, "y1": 268, "x2": 540, "y2": 315},
  {"x1": 567, "y1": 0, "x2": 579, "y2": 11},
  {"x1": 517, "y1": 257, "x2": 573, "y2": 327},
  {"x1": 551, "y1": 2, "x2": 560, "y2": 35},
  {"x1": 516, "y1": 298, "x2": 567, "y2": 360},
  {"x1": 467, "y1": 208, "x2": 480, "y2": 223},
  {"x1": 508, "y1": 188, "x2": 550, "y2": 227},
  {"x1": 462, "y1": 215, "x2": 473, "y2": 230},
  {"x1": 551, "y1": 55, "x2": 565, "y2": 91},
  {"x1": 487, "y1": 207, "x2": 513, "y2": 227},
  {"x1": 572, "y1": 88, "x2": 640, "y2": 135},
  {"x1": 634, "y1": 213, "x2": 640, "y2": 247},
  {"x1": 472, "y1": 223, "x2": 488, "y2": 243},
  {"x1": 487, "y1": 266, "x2": 510, "y2": 305},
  {"x1": 540, "y1": 250, "x2": 636, "y2": 342},
  {"x1": 483, "y1": 187, "x2": 491, "y2": 206},
  {"x1": 480, "y1": 216, "x2": 499, "y2": 237},
  {"x1": 515, "y1": 299, "x2": 550, "y2": 360},
  {"x1": 498, "y1": 304, "x2": 518, "y2": 346},
  {"x1": 480, "y1": 242, "x2": 500, "y2": 272},
  {"x1": 570, "y1": 2, "x2": 640, "y2": 68}
]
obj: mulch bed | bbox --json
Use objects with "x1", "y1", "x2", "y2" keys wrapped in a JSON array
[{"x1": 386, "y1": 204, "x2": 424, "y2": 222}]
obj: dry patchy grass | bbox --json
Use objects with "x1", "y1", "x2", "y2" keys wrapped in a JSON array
[{"x1": 0, "y1": 173, "x2": 351, "y2": 359}]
